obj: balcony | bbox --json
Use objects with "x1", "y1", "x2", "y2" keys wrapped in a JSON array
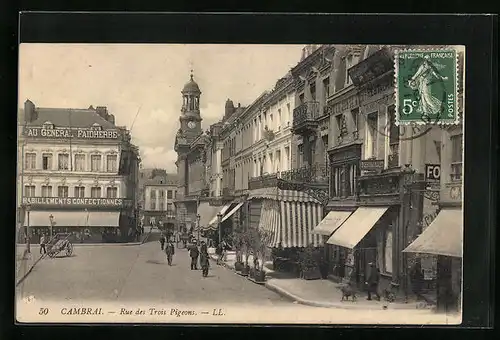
[
  {"x1": 292, "y1": 101, "x2": 320, "y2": 135},
  {"x1": 248, "y1": 173, "x2": 279, "y2": 190},
  {"x1": 279, "y1": 163, "x2": 329, "y2": 184}
]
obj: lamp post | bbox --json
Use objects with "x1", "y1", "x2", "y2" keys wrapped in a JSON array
[
  {"x1": 49, "y1": 214, "x2": 54, "y2": 240},
  {"x1": 217, "y1": 212, "x2": 222, "y2": 245},
  {"x1": 196, "y1": 214, "x2": 201, "y2": 241},
  {"x1": 25, "y1": 203, "x2": 31, "y2": 254}
]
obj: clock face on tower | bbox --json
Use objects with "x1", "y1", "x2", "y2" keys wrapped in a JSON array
[{"x1": 188, "y1": 121, "x2": 196, "y2": 129}]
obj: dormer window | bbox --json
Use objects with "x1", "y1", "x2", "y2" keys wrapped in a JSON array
[
  {"x1": 92, "y1": 123, "x2": 102, "y2": 130},
  {"x1": 43, "y1": 121, "x2": 54, "y2": 129}
]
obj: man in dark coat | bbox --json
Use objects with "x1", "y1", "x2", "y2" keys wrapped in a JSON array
[
  {"x1": 159, "y1": 233, "x2": 166, "y2": 251},
  {"x1": 189, "y1": 243, "x2": 200, "y2": 270},
  {"x1": 165, "y1": 240, "x2": 175, "y2": 266},
  {"x1": 199, "y1": 245, "x2": 210, "y2": 277},
  {"x1": 365, "y1": 262, "x2": 381, "y2": 301}
]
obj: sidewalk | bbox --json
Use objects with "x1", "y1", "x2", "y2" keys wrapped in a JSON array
[
  {"x1": 16, "y1": 245, "x2": 43, "y2": 286},
  {"x1": 265, "y1": 278, "x2": 434, "y2": 310}
]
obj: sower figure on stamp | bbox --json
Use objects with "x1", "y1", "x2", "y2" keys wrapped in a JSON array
[
  {"x1": 365, "y1": 262, "x2": 381, "y2": 301},
  {"x1": 189, "y1": 242, "x2": 200, "y2": 270},
  {"x1": 165, "y1": 239, "x2": 175, "y2": 266}
]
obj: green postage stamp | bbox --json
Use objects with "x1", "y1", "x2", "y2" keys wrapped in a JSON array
[{"x1": 395, "y1": 49, "x2": 459, "y2": 125}]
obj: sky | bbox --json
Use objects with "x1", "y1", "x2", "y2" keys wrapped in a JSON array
[{"x1": 19, "y1": 44, "x2": 305, "y2": 173}]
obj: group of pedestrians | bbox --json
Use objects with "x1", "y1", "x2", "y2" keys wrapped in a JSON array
[{"x1": 159, "y1": 233, "x2": 210, "y2": 277}]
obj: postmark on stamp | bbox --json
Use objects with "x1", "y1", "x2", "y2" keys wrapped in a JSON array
[{"x1": 395, "y1": 49, "x2": 459, "y2": 126}]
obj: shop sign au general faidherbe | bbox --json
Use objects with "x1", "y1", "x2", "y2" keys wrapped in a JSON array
[{"x1": 23, "y1": 127, "x2": 120, "y2": 140}]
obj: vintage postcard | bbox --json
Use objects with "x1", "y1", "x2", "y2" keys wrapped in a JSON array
[{"x1": 15, "y1": 43, "x2": 464, "y2": 324}]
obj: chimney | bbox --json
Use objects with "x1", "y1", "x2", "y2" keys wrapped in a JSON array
[
  {"x1": 96, "y1": 106, "x2": 108, "y2": 119},
  {"x1": 108, "y1": 114, "x2": 116, "y2": 125},
  {"x1": 24, "y1": 99, "x2": 36, "y2": 123},
  {"x1": 238, "y1": 103, "x2": 241, "y2": 108}
]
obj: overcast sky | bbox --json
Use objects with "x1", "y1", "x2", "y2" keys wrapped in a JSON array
[{"x1": 19, "y1": 44, "x2": 304, "y2": 173}]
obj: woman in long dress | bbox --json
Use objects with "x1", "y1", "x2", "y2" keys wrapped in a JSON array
[{"x1": 408, "y1": 55, "x2": 449, "y2": 117}]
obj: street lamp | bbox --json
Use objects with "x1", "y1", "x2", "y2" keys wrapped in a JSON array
[
  {"x1": 196, "y1": 214, "x2": 201, "y2": 241},
  {"x1": 49, "y1": 214, "x2": 54, "y2": 240},
  {"x1": 25, "y1": 203, "x2": 31, "y2": 254},
  {"x1": 217, "y1": 212, "x2": 223, "y2": 245}
]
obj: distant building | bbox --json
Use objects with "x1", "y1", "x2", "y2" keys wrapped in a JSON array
[
  {"x1": 141, "y1": 169, "x2": 177, "y2": 230},
  {"x1": 17, "y1": 100, "x2": 140, "y2": 243}
]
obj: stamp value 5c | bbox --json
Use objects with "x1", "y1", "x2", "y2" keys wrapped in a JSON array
[{"x1": 395, "y1": 49, "x2": 458, "y2": 126}]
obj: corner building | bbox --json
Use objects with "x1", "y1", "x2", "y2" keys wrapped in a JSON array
[{"x1": 18, "y1": 100, "x2": 140, "y2": 243}]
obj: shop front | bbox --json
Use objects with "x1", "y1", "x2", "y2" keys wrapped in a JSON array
[{"x1": 21, "y1": 197, "x2": 131, "y2": 243}]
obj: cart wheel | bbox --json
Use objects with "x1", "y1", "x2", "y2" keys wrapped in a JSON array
[
  {"x1": 47, "y1": 251, "x2": 56, "y2": 258},
  {"x1": 66, "y1": 243, "x2": 73, "y2": 257}
]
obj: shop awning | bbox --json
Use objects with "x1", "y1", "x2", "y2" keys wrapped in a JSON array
[
  {"x1": 403, "y1": 209, "x2": 462, "y2": 258},
  {"x1": 195, "y1": 201, "x2": 220, "y2": 231},
  {"x1": 259, "y1": 199, "x2": 281, "y2": 247},
  {"x1": 87, "y1": 212, "x2": 120, "y2": 227},
  {"x1": 279, "y1": 200, "x2": 323, "y2": 248},
  {"x1": 24, "y1": 211, "x2": 87, "y2": 227},
  {"x1": 221, "y1": 202, "x2": 244, "y2": 223},
  {"x1": 23, "y1": 210, "x2": 119, "y2": 227},
  {"x1": 326, "y1": 206, "x2": 389, "y2": 249},
  {"x1": 312, "y1": 210, "x2": 353, "y2": 236},
  {"x1": 205, "y1": 203, "x2": 233, "y2": 230}
]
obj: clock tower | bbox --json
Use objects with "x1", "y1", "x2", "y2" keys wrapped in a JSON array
[{"x1": 174, "y1": 72, "x2": 203, "y2": 228}]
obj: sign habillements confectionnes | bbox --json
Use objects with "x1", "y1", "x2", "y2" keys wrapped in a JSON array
[
  {"x1": 22, "y1": 197, "x2": 125, "y2": 207},
  {"x1": 23, "y1": 127, "x2": 120, "y2": 140}
]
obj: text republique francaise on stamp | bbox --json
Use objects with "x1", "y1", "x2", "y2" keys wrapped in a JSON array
[{"x1": 395, "y1": 49, "x2": 459, "y2": 126}]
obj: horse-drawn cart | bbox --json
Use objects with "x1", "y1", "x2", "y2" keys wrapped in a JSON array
[{"x1": 46, "y1": 233, "x2": 74, "y2": 258}]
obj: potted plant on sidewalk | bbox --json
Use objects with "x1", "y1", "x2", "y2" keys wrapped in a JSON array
[
  {"x1": 240, "y1": 228, "x2": 253, "y2": 276},
  {"x1": 252, "y1": 228, "x2": 273, "y2": 283},
  {"x1": 232, "y1": 225, "x2": 245, "y2": 272},
  {"x1": 299, "y1": 244, "x2": 322, "y2": 280}
]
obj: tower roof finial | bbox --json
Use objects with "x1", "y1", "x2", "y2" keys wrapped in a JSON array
[{"x1": 190, "y1": 69, "x2": 194, "y2": 81}]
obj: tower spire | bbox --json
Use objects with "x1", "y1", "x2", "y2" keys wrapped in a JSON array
[{"x1": 189, "y1": 61, "x2": 194, "y2": 81}]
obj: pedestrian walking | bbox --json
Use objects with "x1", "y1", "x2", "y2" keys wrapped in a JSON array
[
  {"x1": 189, "y1": 242, "x2": 200, "y2": 270},
  {"x1": 40, "y1": 234, "x2": 47, "y2": 255},
  {"x1": 365, "y1": 262, "x2": 381, "y2": 301},
  {"x1": 165, "y1": 240, "x2": 175, "y2": 266},
  {"x1": 200, "y1": 248, "x2": 210, "y2": 277},
  {"x1": 159, "y1": 233, "x2": 166, "y2": 251}
]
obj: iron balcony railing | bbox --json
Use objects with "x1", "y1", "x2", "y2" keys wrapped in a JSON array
[
  {"x1": 292, "y1": 101, "x2": 320, "y2": 127},
  {"x1": 248, "y1": 164, "x2": 329, "y2": 189}
]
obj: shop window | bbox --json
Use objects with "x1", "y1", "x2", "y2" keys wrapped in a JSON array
[
  {"x1": 106, "y1": 155, "x2": 118, "y2": 172},
  {"x1": 74, "y1": 186, "x2": 85, "y2": 198},
  {"x1": 42, "y1": 153, "x2": 52, "y2": 170},
  {"x1": 41, "y1": 185, "x2": 52, "y2": 198},
  {"x1": 58, "y1": 186, "x2": 69, "y2": 198},
  {"x1": 74, "y1": 154, "x2": 86, "y2": 171},
  {"x1": 384, "y1": 229, "x2": 393, "y2": 274},
  {"x1": 91, "y1": 187, "x2": 101, "y2": 198},
  {"x1": 58, "y1": 153, "x2": 69, "y2": 170},
  {"x1": 366, "y1": 112, "x2": 378, "y2": 158},
  {"x1": 91, "y1": 155, "x2": 102, "y2": 172},
  {"x1": 24, "y1": 185, "x2": 35, "y2": 197},
  {"x1": 25, "y1": 153, "x2": 36, "y2": 170},
  {"x1": 450, "y1": 134, "x2": 463, "y2": 181},
  {"x1": 106, "y1": 187, "x2": 118, "y2": 198}
]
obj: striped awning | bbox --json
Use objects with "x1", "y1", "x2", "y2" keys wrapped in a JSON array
[
  {"x1": 221, "y1": 202, "x2": 244, "y2": 223},
  {"x1": 205, "y1": 203, "x2": 233, "y2": 230},
  {"x1": 403, "y1": 209, "x2": 462, "y2": 258},
  {"x1": 258, "y1": 199, "x2": 281, "y2": 247},
  {"x1": 279, "y1": 200, "x2": 323, "y2": 248},
  {"x1": 249, "y1": 187, "x2": 320, "y2": 204}
]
